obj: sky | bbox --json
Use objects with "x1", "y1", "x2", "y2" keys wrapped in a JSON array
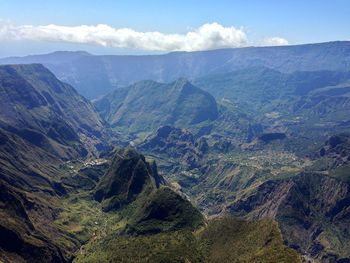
[{"x1": 0, "y1": 0, "x2": 349, "y2": 57}]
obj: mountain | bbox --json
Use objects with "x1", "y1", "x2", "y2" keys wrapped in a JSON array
[
  {"x1": 168, "y1": 133, "x2": 350, "y2": 262},
  {"x1": 226, "y1": 172, "x2": 350, "y2": 262},
  {"x1": 93, "y1": 147, "x2": 203, "y2": 233},
  {"x1": 0, "y1": 63, "x2": 295, "y2": 263},
  {"x1": 192, "y1": 67, "x2": 350, "y2": 151},
  {"x1": 94, "y1": 148, "x2": 165, "y2": 212},
  {"x1": 194, "y1": 67, "x2": 350, "y2": 107},
  {"x1": 0, "y1": 64, "x2": 109, "y2": 262},
  {"x1": 94, "y1": 78, "x2": 218, "y2": 134},
  {"x1": 0, "y1": 64, "x2": 106, "y2": 159},
  {"x1": 1, "y1": 41, "x2": 350, "y2": 99},
  {"x1": 71, "y1": 149, "x2": 298, "y2": 263},
  {"x1": 0, "y1": 63, "x2": 109, "y2": 195},
  {"x1": 2, "y1": 43, "x2": 350, "y2": 262}
]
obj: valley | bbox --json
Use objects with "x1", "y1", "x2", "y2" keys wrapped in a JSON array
[{"x1": 1, "y1": 41, "x2": 350, "y2": 263}]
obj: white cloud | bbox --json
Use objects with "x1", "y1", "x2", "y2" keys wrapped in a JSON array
[
  {"x1": 0, "y1": 21, "x2": 290, "y2": 51},
  {"x1": 261, "y1": 37, "x2": 289, "y2": 46},
  {"x1": 0, "y1": 22, "x2": 248, "y2": 52}
]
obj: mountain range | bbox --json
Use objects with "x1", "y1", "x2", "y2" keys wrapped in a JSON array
[
  {"x1": 1, "y1": 41, "x2": 350, "y2": 99},
  {"x1": 1, "y1": 41, "x2": 350, "y2": 262}
]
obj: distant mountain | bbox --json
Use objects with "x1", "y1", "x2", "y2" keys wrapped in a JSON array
[
  {"x1": 319, "y1": 133, "x2": 350, "y2": 170},
  {"x1": 95, "y1": 78, "x2": 218, "y2": 134},
  {"x1": 194, "y1": 67, "x2": 350, "y2": 109},
  {"x1": 192, "y1": 67, "x2": 350, "y2": 150},
  {"x1": 1, "y1": 41, "x2": 350, "y2": 99}
]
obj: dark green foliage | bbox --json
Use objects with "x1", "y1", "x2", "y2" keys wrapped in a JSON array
[
  {"x1": 200, "y1": 217, "x2": 300, "y2": 263},
  {"x1": 0, "y1": 181, "x2": 76, "y2": 263},
  {"x1": 74, "y1": 217, "x2": 300, "y2": 263},
  {"x1": 75, "y1": 230, "x2": 206, "y2": 263},
  {"x1": 126, "y1": 187, "x2": 204, "y2": 234},
  {"x1": 61, "y1": 163, "x2": 108, "y2": 191}
]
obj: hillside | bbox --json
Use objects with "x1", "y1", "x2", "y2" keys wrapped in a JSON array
[
  {"x1": 226, "y1": 172, "x2": 350, "y2": 262},
  {"x1": 193, "y1": 67, "x2": 350, "y2": 151},
  {"x1": 94, "y1": 78, "x2": 218, "y2": 134},
  {"x1": 0, "y1": 64, "x2": 106, "y2": 159},
  {"x1": 74, "y1": 217, "x2": 300, "y2": 263},
  {"x1": 0, "y1": 64, "x2": 108, "y2": 262}
]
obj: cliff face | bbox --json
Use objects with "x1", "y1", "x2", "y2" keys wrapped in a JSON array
[
  {"x1": 0, "y1": 64, "x2": 106, "y2": 159},
  {"x1": 226, "y1": 173, "x2": 350, "y2": 261}
]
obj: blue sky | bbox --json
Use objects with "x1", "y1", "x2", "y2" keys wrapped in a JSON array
[{"x1": 0, "y1": 0, "x2": 349, "y2": 57}]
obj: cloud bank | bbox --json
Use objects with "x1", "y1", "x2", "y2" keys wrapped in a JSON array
[
  {"x1": 261, "y1": 37, "x2": 289, "y2": 46},
  {"x1": 0, "y1": 21, "x2": 288, "y2": 51}
]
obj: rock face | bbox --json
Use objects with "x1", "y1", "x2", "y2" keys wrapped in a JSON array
[
  {"x1": 319, "y1": 133, "x2": 350, "y2": 168},
  {"x1": 140, "y1": 126, "x2": 196, "y2": 152},
  {"x1": 94, "y1": 79, "x2": 218, "y2": 133},
  {"x1": 139, "y1": 126, "x2": 205, "y2": 169},
  {"x1": 226, "y1": 173, "x2": 350, "y2": 262}
]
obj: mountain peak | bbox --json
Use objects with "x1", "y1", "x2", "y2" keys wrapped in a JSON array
[{"x1": 94, "y1": 148, "x2": 165, "y2": 211}]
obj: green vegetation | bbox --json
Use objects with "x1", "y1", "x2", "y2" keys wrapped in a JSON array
[
  {"x1": 127, "y1": 187, "x2": 204, "y2": 234},
  {"x1": 74, "y1": 217, "x2": 300, "y2": 263},
  {"x1": 94, "y1": 78, "x2": 218, "y2": 134},
  {"x1": 54, "y1": 196, "x2": 108, "y2": 243},
  {"x1": 94, "y1": 148, "x2": 163, "y2": 211},
  {"x1": 2, "y1": 46, "x2": 350, "y2": 263},
  {"x1": 200, "y1": 218, "x2": 300, "y2": 263},
  {"x1": 74, "y1": 230, "x2": 205, "y2": 263}
]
